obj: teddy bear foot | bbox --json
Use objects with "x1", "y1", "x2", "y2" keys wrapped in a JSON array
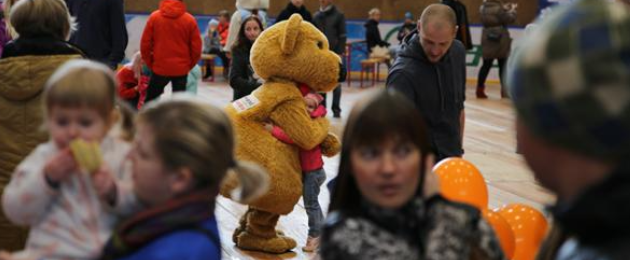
[
  {"x1": 232, "y1": 226, "x2": 286, "y2": 244},
  {"x1": 236, "y1": 231, "x2": 297, "y2": 254}
]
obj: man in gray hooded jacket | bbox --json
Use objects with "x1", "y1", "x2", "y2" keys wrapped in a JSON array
[{"x1": 387, "y1": 4, "x2": 466, "y2": 161}]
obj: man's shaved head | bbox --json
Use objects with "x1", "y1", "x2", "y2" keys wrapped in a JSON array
[
  {"x1": 420, "y1": 4, "x2": 457, "y2": 31},
  {"x1": 416, "y1": 4, "x2": 458, "y2": 63}
]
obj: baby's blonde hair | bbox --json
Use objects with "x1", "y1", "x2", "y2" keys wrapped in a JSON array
[{"x1": 44, "y1": 60, "x2": 116, "y2": 120}]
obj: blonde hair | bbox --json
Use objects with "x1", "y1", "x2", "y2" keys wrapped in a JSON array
[
  {"x1": 368, "y1": 8, "x2": 380, "y2": 16},
  {"x1": 3, "y1": 0, "x2": 17, "y2": 38},
  {"x1": 138, "y1": 97, "x2": 269, "y2": 202},
  {"x1": 45, "y1": 60, "x2": 116, "y2": 119},
  {"x1": 9, "y1": 0, "x2": 74, "y2": 40},
  {"x1": 110, "y1": 99, "x2": 136, "y2": 142},
  {"x1": 130, "y1": 52, "x2": 143, "y2": 80}
]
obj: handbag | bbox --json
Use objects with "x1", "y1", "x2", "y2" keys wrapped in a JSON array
[{"x1": 486, "y1": 27, "x2": 503, "y2": 42}]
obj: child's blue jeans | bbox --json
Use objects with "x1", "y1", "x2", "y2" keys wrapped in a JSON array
[{"x1": 303, "y1": 168, "x2": 326, "y2": 237}]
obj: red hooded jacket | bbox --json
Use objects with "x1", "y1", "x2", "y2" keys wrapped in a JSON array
[{"x1": 141, "y1": 0, "x2": 202, "y2": 76}]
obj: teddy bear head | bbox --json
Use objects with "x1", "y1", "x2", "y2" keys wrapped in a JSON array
[
  {"x1": 250, "y1": 14, "x2": 344, "y2": 93},
  {"x1": 236, "y1": 0, "x2": 269, "y2": 10}
]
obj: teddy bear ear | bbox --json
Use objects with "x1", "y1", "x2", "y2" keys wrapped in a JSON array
[{"x1": 281, "y1": 14, "x2": 303, "y2": 55}]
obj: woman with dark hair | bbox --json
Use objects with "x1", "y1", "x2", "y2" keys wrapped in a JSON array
[
  {"x1": 229, "y1": 15, "x2": 264, "y2": 101},
  {"x1": 321, "y1": 89, "x2": 506, "y2": 260}
]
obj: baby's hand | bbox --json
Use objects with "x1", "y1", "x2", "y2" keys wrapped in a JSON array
[
  {"x1": 92, "y1": 165, "x2": 118, "y2": 205},
  {"x1": 0, "y1": 251, "x2": 11, "y2": 260},
  {"x1": 263, "y1": 123, "x2": 274, "y2": 132},
  {"x1": 0, "y1": 251, "x2": 33, "y2": 260},
  {"x1": 44, "y1": 148, "x2": 77, "y2": 184}
]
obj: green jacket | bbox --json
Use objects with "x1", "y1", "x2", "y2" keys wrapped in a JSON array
[{"x1": 0, "y1": 54, "x2": 80, "y2": 251}]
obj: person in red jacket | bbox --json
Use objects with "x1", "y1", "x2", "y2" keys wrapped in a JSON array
[
  {"x1": 117, "y1": 52, "x2": 149, "y2": 110},
  {"x1": 263, "y1": 84, "x2": 327, "y2": 252},
  {"x1": 217, "y1": 10, "x2": 230, "y2": 47},
  {"x1": 141, "y1": 0, "x2": 201, "y2": 103},
  {"x1": 217, "y1": 10, "x2": 230, "y2": 78}
]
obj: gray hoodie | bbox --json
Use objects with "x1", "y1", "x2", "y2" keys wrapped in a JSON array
[{"x1": 387, "y1": 30, "x2": 466, "y2": 160}]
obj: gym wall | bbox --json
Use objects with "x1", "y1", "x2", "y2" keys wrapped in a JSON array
[{"x1": 125, "y1": 0, "x2": 539, "y2": 26}]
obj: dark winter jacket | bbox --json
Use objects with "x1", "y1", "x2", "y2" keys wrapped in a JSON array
[
  {"x1": 397, "y1": 22, "x2": 416, "y2": 44},
  {"x1": 275, "y1": 2, "x2": 312, "y2": 24},
  {"x1": 66, "y1": 0, "x2": 128, "y2": 69},
  {"x1": 442, "y1": 0, "x2": 474, "y2": 50},
  {"x1": 229, "y1": 43, "x2": 261, "y2": 101},
  {"x1": 321, "y1": 195, "x2": 505, "y2": 260},
  {"x1": 479, "y1": 0, "x2": 516, "y2": 59},
  {"x1": 537, "y1": 166, "x2": 630, "y2": 260},
  {"x1": 387, "y1": 31, "x2": 466, "y2": 160},
  {"x1": 1, "y1": 36, "x2": 85, "y2": 59},
  {"x1": 364, "y1": 19, "x2": 388, "y2": 52},
  {"x1": 313, "y1": 5, "x2": 347, "y2": 55}
]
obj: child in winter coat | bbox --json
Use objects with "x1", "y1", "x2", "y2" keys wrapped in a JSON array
[
  {"x1": 0, "y1": 60, "x2": 137, "y2": 260},
  {"x1": 264, "y1": 84, "x2": 327, "y2": 252},
  {"x1": 116, "y1": 52, "x2": 150, "y2": 110},
  {"x1": 99, "y1": 98, "x2": 269, "y2": 260},
  {"x1": 202, "y1": 19, "x2": 226, "y2": 79},
  {"x1": 140, "y1": 0, "x2": 202, "y2": 103},
  {"x1": 203, "y1": 19, "x2": 222, "y2": 55}
]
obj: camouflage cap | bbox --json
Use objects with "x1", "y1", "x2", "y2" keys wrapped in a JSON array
[{"x1": 508, "y1": 0, "x2": 630, "y2": 161}]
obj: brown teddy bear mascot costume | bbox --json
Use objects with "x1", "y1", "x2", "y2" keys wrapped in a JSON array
[{"x1": 221, "y1": 14, "x2": 344, "y2": 253}]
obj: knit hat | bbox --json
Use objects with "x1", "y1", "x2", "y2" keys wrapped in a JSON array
[
  {"x1": 208, "y1": 19, "x2": 219, "y2": 27},
  {"x1": 405, "y1": 12, "x2": 413, "y2": 20},
  {"x1": 508, "y1": 0, "x2": 630, "y2": 161}
]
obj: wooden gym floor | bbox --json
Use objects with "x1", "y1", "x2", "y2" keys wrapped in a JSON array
[{"x1": 190, "y1": 77, "x2": 554, "y2": 260}]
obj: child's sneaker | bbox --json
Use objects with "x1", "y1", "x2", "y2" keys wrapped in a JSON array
[{"x1": 302, "y1": 236, "x2": 320, "y2": 252}]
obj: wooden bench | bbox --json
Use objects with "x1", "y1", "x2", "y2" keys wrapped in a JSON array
[
  {"x1": 200, "y1": 54, "x2": 217, "y2": 82},
  {"x1": 359, "y1": 57, "x2": 389, "y2": 88}
]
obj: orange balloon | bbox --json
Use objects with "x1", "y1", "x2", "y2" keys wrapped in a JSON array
[
  {"x1": 433, "y1": 158, "x2": 488, "y2": 210},
  {"x1": 483, "y1": 209, "x2": 516, "y2": 259},
  {"x1": 497, "y1": 204, "x2": 549, "y2": 260}
]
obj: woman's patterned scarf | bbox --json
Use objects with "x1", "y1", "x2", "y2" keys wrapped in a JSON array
[{"x1": 100, "y1": 191, "x2": 216, "y2": 260}]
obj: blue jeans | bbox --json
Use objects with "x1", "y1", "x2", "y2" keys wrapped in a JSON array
[{"x1": 303, "y1": 169, "x2": 326, "y2": 237}]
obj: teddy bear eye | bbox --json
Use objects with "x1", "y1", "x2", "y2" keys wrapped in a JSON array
[{"x1": 317, "y1": 41, "x2": 324, "y2": 50}]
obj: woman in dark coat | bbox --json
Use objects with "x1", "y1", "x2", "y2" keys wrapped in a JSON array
[
  {"x1": 229, "y1": 15, "x2": 264, "y2": 101},
  {"x1": 275, "y1": 0, "x2": 312, "y2": 24},
  {"x1": 364, "y1": 8, "x2": 389, "y2": 53},
  {"x1": 476, "y1": 0, "x2": 516, "y2": 99}
]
